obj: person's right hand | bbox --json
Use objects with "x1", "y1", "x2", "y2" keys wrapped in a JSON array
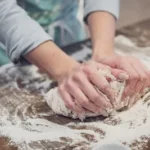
[{"x1": 58, "y1": 60, "x2": 125, "y2": 116}]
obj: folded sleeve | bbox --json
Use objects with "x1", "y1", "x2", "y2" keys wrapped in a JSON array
[
  {"x1": 0, "y1": 0, "x2": 52, "y2": 63},
  {"x1": 84, "y1": 0, "x2": 120, "y2": 22}
]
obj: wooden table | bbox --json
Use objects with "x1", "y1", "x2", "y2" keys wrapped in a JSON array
[{"x1": 0, "y1": 19, "x2": 150, "y2": 150}]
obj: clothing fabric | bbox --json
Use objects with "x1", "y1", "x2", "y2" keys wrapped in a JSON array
[
  {"x1": 0, "y1": 0, "x2": 120, "y2": 64},
  {"x1": 17, "y1": 0, "x2": 86, "y2": 47}
]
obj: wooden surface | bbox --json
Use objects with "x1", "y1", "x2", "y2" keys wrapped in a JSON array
[{"x1": 0, "y1": 19, "x2": 150, "y2": 150}]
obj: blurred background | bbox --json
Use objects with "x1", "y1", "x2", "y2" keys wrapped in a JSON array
[{"x1": 0, "y1": 0, "x2": 150, "y2": 65}]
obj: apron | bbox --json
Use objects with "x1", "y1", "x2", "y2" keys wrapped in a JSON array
[{"x1": 0, "y1": 0, "x2": 87, "y2": 65}]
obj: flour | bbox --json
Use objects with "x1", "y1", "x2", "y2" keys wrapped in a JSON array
[
  {"x1": 0, "y1": 118, "x2": 80, "y2": 142},
  {"x1": 0, "y1": 36, "x2": 150, "y2": 150},
  {"x1": 45, "y1": 69, "x2": 128, "y2": 120},
  {"x1": 45, "y1": 68, "x2": 144, "y2": 120}
]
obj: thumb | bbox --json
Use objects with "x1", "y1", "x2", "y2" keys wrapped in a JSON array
[{"x1": 111, "y1": 68, "x2": 129, "y2": 81}]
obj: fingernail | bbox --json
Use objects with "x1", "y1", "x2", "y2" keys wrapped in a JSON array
[
  {"x1": 109, "y1": 93, "x2": 117, "y2": 107},
  {"x1": 119, "y1": 73, "x2": 129, "y2": 80},
  {"x1": 121, "y1": 101, "x2": 125, "y2": 108},
  {"x1": 128, "y1": 95, "x2": 136, "y2": 108},
  {"x1": 110, "y1": 92, "x2": 116, "y2": 101},
  {"x1": 113, "y1": 102, "x2": 118, "y2": 109},
  {"x1": 130, "y1": 94, "x2": 140, "y2": 107},
  {"x1": 78, "y1": 114, "x2": 86, "y2": 121},
  {"x1": 115, "y1": 101, "x2": 124, "y2": 110},
  {"x1": 111, "y1": 98, "x2": 118, "y2": 108},
  {"x1": 101, "y1": 109, "x2": 109, "y2": 116},
  {"x1": 102, "y1": 102, "x2": 113, "y2": 113},
  {"x1": 107, "y1": 102, "x2": 113, "y2": 109},
  {"x1": 106, "y1": 107, "x2": 113, "y2": 114},
  {"x1": 125, "y1": 96, "x2": 130, "y2": 106},
  {"x1": 72, "y1": 112, "x2": 78, "y2": 119}
]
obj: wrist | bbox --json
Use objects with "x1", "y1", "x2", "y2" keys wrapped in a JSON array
[
  {"x1": 87, "y1": 11, "x2": 116, "y2": 62},
  {"x1": 25, "y1": 41, "x2": 80, "y2": 82},
  {"x1": 92, "y1": 47, "x2": 115, "y2": 62},
  {"x1": 53, "y1": 61, "x2": 80, "y2": 82}
]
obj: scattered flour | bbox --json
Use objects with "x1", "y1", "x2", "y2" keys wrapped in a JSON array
[
  {"x1": 0, "y1": 36, "x2": 149, "y2": 150},
  {"x1": 45, "y1": 69, "x2": 127, "y2": 120}
]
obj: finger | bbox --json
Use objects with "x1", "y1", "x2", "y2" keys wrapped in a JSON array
[
  {"x1": 124, "y1": 96, "x2": 130, "y2": 107},
  {"x1": 110, "y1": 68, "x2": 129, "y2": 81},
  {"x1": 97, "y1": 63, "x2": 111, "y2": 71},
  {"x1": 131, "y1": 62, "x2": 147, "y2": 93},
  {"x1": 121, "y1": 63, "x2": 139, "y2": 98},
  {"x1": 130, "y1": 59, "x2": 150, "y2": 93},
  {"x1": 83, "y1": 66, "x2": 115, "y2": 103},
  {"x1": 123, "y1": 79, "x2": 138, "y2": 98},
  {"x1": 65, "y1": 79, "x2": 100, "y2": 113},
  {"x1": 73, "y1": 72, "x2": 112, "y2": 109},
  {"x1": 95, "y1": 88, "x2": 113, "y2": 113},
  {"x1": 141, "y1": 66, "x2": 150, "y2": 90},
  {"x1": 73, "y1": 100, "x2": 86, "y2": 116},
  {"x1": 84, "y1": 60, "x2": 110, "y2": 71},
  {"x1": 127, "y1": 94, "x2": 135, "y2": 108},
  {"x1": 96, "y1": 107, "x2": 109, "y2": 117},
  {"x1": 58, "y1": 85, "x2": 83, "y2": 113},
  {"x1": 128, "y1": 93, "x2": 140, "y2": 108}
]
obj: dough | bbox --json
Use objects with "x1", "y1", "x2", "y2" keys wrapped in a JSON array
[
  {"x1": 45, "y1": 69, "x2": 131, "y2": 120},
  {"x1": 45, "y1": 69, "x2": 149, "y2": 120}
]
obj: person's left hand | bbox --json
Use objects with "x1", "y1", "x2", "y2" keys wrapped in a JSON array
[{"x1": 93, "y1": 53, "x2": 150, "y2": 107}]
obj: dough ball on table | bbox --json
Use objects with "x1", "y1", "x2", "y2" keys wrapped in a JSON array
[
  {"x1": 44, "y1": 69, "x2": 141, "y2": 120},
  {"x1": 45, "y1": 87, "x2": 105, "y2": 120}
]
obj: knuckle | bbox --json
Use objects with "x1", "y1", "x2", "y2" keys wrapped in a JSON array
[
  {"x1": 83, "y1": 65, "x2": 91, "y2": 72},
  {"x1": 73, "y1": 72, "x2": 82, "y2": 80},
  {"x1": 78, "y1": 97, "x2": 89, "y2": 106},
  {"x1": 101, "y1": 83, "x2": 109, "y2": 91},
  {"x1": 93, "y1": 94, "x2": 100, "y2": 103},
  {"x1": 65, "y1": 79, "x2": 73, "y2": 88},
  {"x1": 80, "y1": 99, "x2": 89, "y2": 106},
  {"x1": 67, "y1": 103, "x2": 74, "y2": 110},
  {"x1": 80, "y1": 101, "x2": 85, "y2": 106},
  {"x1": 58, "y1": 85, "x2": 64, "y2": 93}
]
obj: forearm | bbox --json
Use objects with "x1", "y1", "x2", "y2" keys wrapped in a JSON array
[
  {"x1": 0, "y1": 0, "x2": 79, "y2": 81},
  {"x1": 0, "y1": 0, "x2": 51, "y2": 63},
  {"x1": 25, "y1": 41, "x2": 79, "y2": 81},
  {"x1": 87, "y1": 11, "x2": 116, "y2": 60}
]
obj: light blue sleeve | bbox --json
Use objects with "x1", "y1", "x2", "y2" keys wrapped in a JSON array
[
  {"x1": 84, "y1": 0, "x2": 120, "y2": 22},
  {"x1": 0, "y1": 0, "x2": 52, "y2": 63}
]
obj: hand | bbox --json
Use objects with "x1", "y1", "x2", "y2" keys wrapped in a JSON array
[
  {"x1": 94, "y1": 54, "x2": 150, "y2": 106},
  {"x1": 58, "y1": 60, "x2": 115, "y2": 115}
]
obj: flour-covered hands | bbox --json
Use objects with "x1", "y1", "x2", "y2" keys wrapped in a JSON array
[
  {"x1": 58, "y1": 61, "x2": 115, "y2": 115},
  {"x1": 93, "y1": 54, "x2": 150, "y2": 106}
]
